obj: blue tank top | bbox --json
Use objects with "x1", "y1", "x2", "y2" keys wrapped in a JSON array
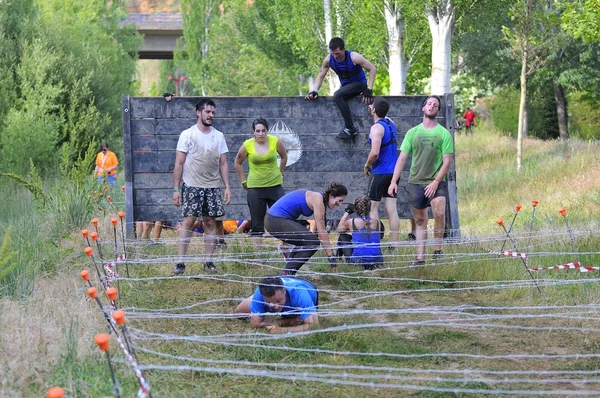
[
  {"x1": 329, "y1": 50, "x2": 367, "y2": 86},
  {"x1": 267, "y1": 190, "x2": 315, "y2": 219},
  {"x1": 350, "y1": 217, "x2": 383, "y2": 266},
  {"x1": 370, "y1": 118, "x2": 398, "y2": 175}
]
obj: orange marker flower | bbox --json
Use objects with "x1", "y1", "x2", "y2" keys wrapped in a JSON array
[
  {"x1": 559, "y1": 208, "x2": 567, "y2": 217},
  {"x1": 46, "y1": 387, "x2": 65, "y2": 398},
  {"x1": 90, "y1": 232, "x2": 98, "y2": 241},
  {"x1": 532, "y1": 200, "x2": 539, "y2": 207},
  {"x1": 94, "y1": 333, "x2": 110, "y2": 351},
  {"x1": 515, "y1": 204, "x2": 522, "y2": 212},
  {"x1": 106, "y1": 195, "x2": 112, "y2": 201},
  {"x1": 118, "y1": 211, "x2": 125, "y2": 219},
  {"x1": 84, "y1": 247, "x2": 93, "y2": 257},
  {"x1": 111, "y1": 218, "x2": 118, "y2": 226},
  {"x1": 81, "y1": 229, "x2": 89, "y2": 238},
  {"x1": 496, "y1": 219, "x2": 504, "y2": 226},
  {"x1": 80, "y1": 270, "x2": 90, "y2": 281},
  {"x1": 93, "y1": 190, "x2": 97, "y2": 194},
  {"x1": 91, "y1": 218, "x2": 99, "y2": 227},
  {"x1": 112, "y1": 310, "x2": 127, "y2": 325},
  {"x1": 106, "y1": 287, "x2": 118, "y2": 301},
  {"x1": 86, "y1": 287, "x2": 98, "y2": 299},
  {"x1": 105, "y1": 187, "x2": 109, "y2": 192},
  {"x1": 121, "y1": 185, "x2": 126, "y2": 192}
]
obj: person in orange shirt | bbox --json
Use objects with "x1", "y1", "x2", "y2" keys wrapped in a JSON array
[{"x1": 95, "y1": 143, "x2": 119, "y2": 185}]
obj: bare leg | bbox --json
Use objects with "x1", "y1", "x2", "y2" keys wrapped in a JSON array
[
  {"x1": 178, "y1": 216, "x2": 196, "y2": 260},
  {"x1": 152, "y1": 221, "x2": 163, "y2": 242},
  {"x1": 430, "y1": 197, "x2": 446, "y2": 251},
  {"x1": 383, "y1": 197, "x2": 400, "y2": 245},
  {"x1": 203, "y1": 216, "x2": 217, "y2": 259},
  {"x1": 411, "y1": 207, "x2": 428, "y2": 261}
]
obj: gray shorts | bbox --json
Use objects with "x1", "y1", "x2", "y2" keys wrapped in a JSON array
[
  {"x1": 406, "y1": 181, "x2": 447, "y2": 209},
  {"x1": 182, "y1": 184, "x2": 225, "y2": 218}
]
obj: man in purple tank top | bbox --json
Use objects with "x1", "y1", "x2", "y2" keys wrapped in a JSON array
[{"x1": 305, "y1": 37, "x2": 377, "y2": 140}]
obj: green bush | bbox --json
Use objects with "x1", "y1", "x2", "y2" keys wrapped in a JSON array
[
  {"x1": 568, "y1": 92, "x2": 600, "y2": 140},
  {"x1": 487, "y1": 86, "x2": 559, "y2": 139}
]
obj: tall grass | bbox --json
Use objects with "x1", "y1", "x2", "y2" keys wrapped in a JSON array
[{"x1": 455, "y1": 125, "x2": 600, "y2": 232}]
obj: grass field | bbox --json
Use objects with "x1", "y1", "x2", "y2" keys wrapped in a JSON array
[{"x1": 1, "y1": 128, "x2": 600, "y2": 397}]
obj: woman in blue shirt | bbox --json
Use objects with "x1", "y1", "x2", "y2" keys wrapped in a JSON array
[
  {"x1": 335, "y1": 195, "x2": 383, "y2": 269},
  {"x1": 264, "y1": 182, "x2": 347, "y2": 274}
]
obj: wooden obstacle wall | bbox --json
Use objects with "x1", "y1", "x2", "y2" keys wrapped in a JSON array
[{"x1": 122, "y1": 95, "x2": 460, "y2": 237}]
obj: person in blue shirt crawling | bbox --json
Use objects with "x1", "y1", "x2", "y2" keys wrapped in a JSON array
[{"x1": 235, "y1": 276, "x2": 319, "y2": 334}]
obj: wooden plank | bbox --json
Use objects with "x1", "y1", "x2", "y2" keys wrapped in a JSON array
[
  {"x1": 134, "y1": 203, "x2": 414, "y2": 223},
  {"x1": 129, "y1": 96, "x2": 442, "y2": 119},
  {"x1": 122, "y1": 95, "x2": 135, "y2": 237},
  {"x1": 132, "y1": 170, "x2": 411, "y2": 190},
  {"x1": 131, "y1": 150, "x2": 403, "y2": 173},
  {"x1": 443, "y1": 93, "x2": 461, "y2": 238},
  {"x1": 129, "y1": 117, "x2": 427, "y2": 137}
]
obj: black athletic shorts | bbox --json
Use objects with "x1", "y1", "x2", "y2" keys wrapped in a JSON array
[
  {"x1": 367, "y1": 174, "x2": 396, "y2": 201},
  {"x1": 406, "y1": 181, "x2": 447, "y2": 209}
]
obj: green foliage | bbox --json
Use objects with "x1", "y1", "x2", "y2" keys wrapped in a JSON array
[
  {"x1": 0, "y1": 226, "x2": 17, "y2": 283},
  {"x1": 568, "y1": 92, "x2": 600, "y2": 140},
  {"x1": 561, "y1": 0, "x2": 600, "y2": 43},
  {"x1": 486, "y1": 86, "x2": 559, "y2": 139},
  {"x1": 0, "y1": 159, "x2": 48, "y2": 208},
  {"x1": 0, "y1": 0, "x2": 140, "y2": 175},
  {"x1": 177, "y1": 0, "x2": 303, "y2": 96}
]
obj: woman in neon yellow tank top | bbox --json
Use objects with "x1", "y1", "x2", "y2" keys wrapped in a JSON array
[{"x1": 235, "y1": 118, "x2": 288, "y2": 250}]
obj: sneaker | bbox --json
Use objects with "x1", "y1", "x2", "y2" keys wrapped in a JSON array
[
  {"x1": 411, "y1": 259, "x2": 426, "y2": 266},
  {"x1": 203, "y1": 261, "x2": 218, "y2": 274},
  {"x1": 407, "y1": 232, "x2": 416, "y2": 241},
  {"x1": 336, "y1": 127, "x2": 358, "y2": 139},
  {"x1": 173, "y1": 262, "x2": 186, "y2": 275},
  {"x1": 433, "y1": 250, "x2": 443, "y2": 259}
]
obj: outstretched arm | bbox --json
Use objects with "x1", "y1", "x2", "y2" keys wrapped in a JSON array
[
  {"x1": 306, "y1": 57, "x2": 330, "y2": 99},
  {"x1": 364, "y1": 123, "x2": 384, "y2": 176},
  {"x1": 306, "y1": 191, "x2": 333, "y2": 257},
  {"x1": 351, "y1": 52, "x2": 376, "y2": 90}
]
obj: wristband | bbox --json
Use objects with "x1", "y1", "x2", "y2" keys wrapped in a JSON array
[
  {"x1": 173, "y1": 188, "x2": 181, "y2": 192},
  {"x1": 241, "y1": 180, "x2": 247, "y2": 188},
  {"x1": 434, "y1": 178, "x2": 441, "y2": 183}
]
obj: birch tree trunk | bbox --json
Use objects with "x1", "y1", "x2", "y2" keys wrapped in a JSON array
[
  {"x1": 385, "y1": 1, "x2": 408, "y2": 95},
  {"x1": 324, "y1": 0, "x2": 339, "y2": 95},
  {"x1": 426, "y1": 0, "x2": 454, "y2": 95},
  {"x1": 517, "y1": 48, "x2": 527, "y2": 171}
]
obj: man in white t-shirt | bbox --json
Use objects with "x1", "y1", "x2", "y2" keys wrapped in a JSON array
[{"x1": 172, "y1": 98, "x2": 231, "y2": 275}]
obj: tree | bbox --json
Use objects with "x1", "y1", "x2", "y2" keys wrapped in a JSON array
[
  {"x1": 502, "y1": 0, "x2": 555, "y2": 169},
  {"x1": 561, "y1": 0, "x2": 600, "y2": 43},
  {"x1": 0, "y1": 0, "x2": 140, "y2": 174},
  {"x1": 383, "y1": 0, "x2": 430, "y2": 95}
]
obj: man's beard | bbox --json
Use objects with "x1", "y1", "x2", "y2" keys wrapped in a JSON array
[
  {"x1": 201, "y1": 119, "x2": 213, "y2": 127},
  {"x1": 424, "y1": 111, "x2": 437, "y2": 120}
]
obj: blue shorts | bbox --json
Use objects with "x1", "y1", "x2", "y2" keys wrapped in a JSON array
[{"x1": 97, "y1": 174, "x2": 117, "y2": 185}]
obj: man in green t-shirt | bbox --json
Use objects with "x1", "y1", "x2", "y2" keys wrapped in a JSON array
[{"x1": 388, "y1": 96, "x2": 453, "y2": 264}]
